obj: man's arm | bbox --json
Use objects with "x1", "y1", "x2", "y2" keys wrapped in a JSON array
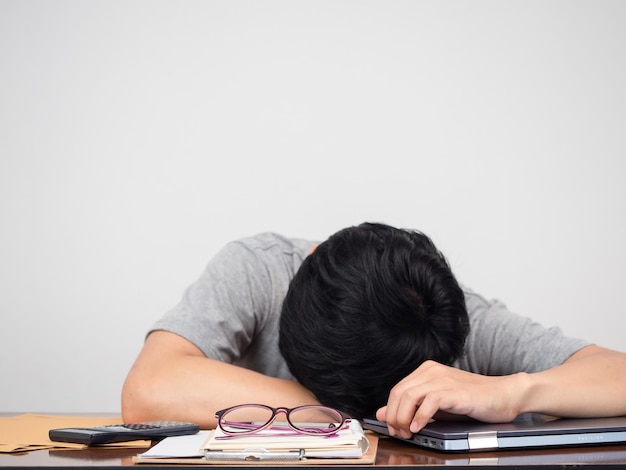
[
  {"x1": 524, "y1": 345, "x2": 626, "y2": 417},
  {"x1": 376, "y1": 345, "x2": 626, "y2": 439},
  {"x1": 122, "y1": 331, "x2": 319, "y2": 428}
]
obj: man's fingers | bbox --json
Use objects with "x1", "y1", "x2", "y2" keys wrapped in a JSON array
[
  {"x1": 381, "y1": 361, "x2": 462, "y2": 437},
  {"x1": 375, "y1": 406, "x2": 387, "y2": 421},
  {"x1": 410, "y1": 394, "x2": 441, "y2": 433}
]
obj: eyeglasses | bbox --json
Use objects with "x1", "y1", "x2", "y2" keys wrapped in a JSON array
[{"x1": 215, "y1": 404, "x2": 351, "y2": 437}]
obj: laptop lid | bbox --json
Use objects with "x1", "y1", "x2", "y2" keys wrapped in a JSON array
[{"x1": 362, "y1": 415, "x2": 626, "y2": 452}]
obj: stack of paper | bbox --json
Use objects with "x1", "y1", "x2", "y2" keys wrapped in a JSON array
[
  {"x1": 135, "y1": 421, "x2": 379, "y2": 465},
  {"x1": 203, "y1": 419, "x2": 369, "y2": 460}
]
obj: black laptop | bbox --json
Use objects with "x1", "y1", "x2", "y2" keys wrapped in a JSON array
[{"x1": 362, "y1": 414, "x2": 626, "y2": 452}]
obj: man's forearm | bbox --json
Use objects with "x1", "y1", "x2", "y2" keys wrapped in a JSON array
[
  {"x1": 122, "y1": 331, "x2": 318, "y2": 428},
  {"x1": 520, "y1": 345, "x2": 626, "y2": 418}
]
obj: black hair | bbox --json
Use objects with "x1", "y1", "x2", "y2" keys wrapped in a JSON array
[{"x1": 278, "y1": 222, "x2": 469, "y2": 418}]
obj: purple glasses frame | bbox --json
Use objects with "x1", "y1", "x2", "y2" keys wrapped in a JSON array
[{"x1": 215, "y1": 404, "x2": 351, "y2": 437}]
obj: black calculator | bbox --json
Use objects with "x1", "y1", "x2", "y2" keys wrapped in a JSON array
[{"x1": 49, "y1": 421, "x2": 200, "y2": 445}]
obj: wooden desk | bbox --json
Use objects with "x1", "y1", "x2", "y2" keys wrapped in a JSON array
[{"x1": 2, "y1": 436, "x2": 626, "y2": 469}]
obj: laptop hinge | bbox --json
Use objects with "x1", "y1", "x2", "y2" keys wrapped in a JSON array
[{"x1": 468, "y1": 431, "x2": 499, "y2": 450}]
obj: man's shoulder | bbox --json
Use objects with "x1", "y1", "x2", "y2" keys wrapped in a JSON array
[
  {"x1": 462, "y1": 286, "x2": 508, "y2": 316},
  {"x1": 227, "y1": 232, "x2": 316, "y2": 257}
]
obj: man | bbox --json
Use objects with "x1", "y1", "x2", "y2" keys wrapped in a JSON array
[{"x1": 122, "y1": 223, "x2": 626, "y2": 438}]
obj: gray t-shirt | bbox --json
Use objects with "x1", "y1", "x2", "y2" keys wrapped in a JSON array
[{"x1": 152, "y1": 232, "x2": 590, "y2": 379}]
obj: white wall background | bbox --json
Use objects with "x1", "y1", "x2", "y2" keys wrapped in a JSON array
[{"x1": 1, "y1": 1, "x2": 625, "y2": 413}]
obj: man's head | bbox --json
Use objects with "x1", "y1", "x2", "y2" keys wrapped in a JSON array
[{"x1": 279, "y1": 222, "x2": 469, "y2": 418}]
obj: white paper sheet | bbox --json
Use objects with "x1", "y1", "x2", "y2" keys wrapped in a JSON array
[{"x1": 138, "y1": 430, "x2": 211, "y2": 458}]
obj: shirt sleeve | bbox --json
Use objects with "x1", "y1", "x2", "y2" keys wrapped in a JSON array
[
  {"x1": 148, "y1": 233, "x2": 314, "y2": 379},
  {"x1": 150, "y1": 239, "x2": 272, "y2": 363},
  {"x1": 456, "y1": 289, "x2": 591, "y2": 376}
]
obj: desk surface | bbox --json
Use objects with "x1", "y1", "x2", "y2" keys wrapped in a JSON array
[
  {"x1": 2, "y1": 413, "x2": 626, "y2": 469},
  {"x1": 3, "y1": 436, "x2": 626, "y2": 469}
]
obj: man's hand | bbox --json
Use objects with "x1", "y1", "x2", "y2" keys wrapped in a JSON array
[
  {"x1": 375, "y1": 360, "x2": 528, "y2": 438},
  {"x1": 376, "y1": 346, "x2": 626, "y2": 439}
]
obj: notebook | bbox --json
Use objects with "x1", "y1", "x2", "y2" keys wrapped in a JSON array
[{"x1": 362, "y1": 414, "x2": 626, "y2": 452}]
